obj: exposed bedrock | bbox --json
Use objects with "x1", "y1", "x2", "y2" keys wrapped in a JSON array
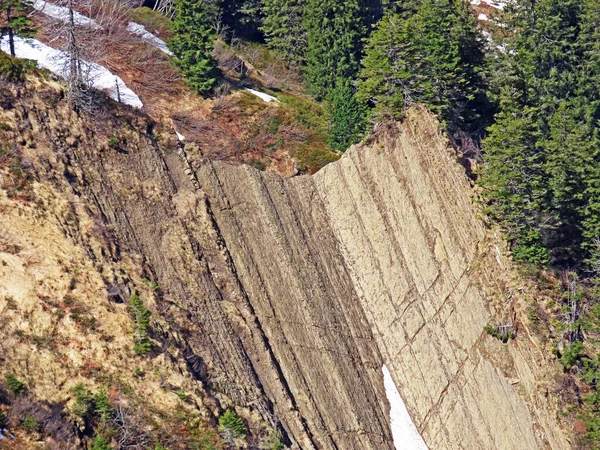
[
  {"x1": 195, "y1": 108, "x2": 570, "y2": 450},
  {"x1": 7, "y1": 85, "x2": 568, "y2": 449}
]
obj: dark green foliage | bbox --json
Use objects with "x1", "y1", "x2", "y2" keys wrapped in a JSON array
[
  {"x1": 560, "y1": 341, "x2": 585, "y2": 370},
  {"x1": 128, "y1": 293, "x2": 152, "y2": 355},
  {"x1": 328, "y1": 79, "x2": 365, "y2": 151},
  {"x1": 480, "y1": 0, "x2": 600, "y2": 269},
  {"x1": 261, "y1": 0, "x2": 306, "y2": 65},
  {"x1": 0, "y1": 0, "x2": 36, "y2": 57},
  {"x1": 218, "y1": 410, "x2": 246, "y2": 439},
  {"x1": 71, "y1": 383, "x2": 93, "y2": 417},
  {"x1": 6, "y1": 374, "x2": 26, "y2": 395},
  {"x1": 358, "y1": 0, "x2": 488, "y2": 132},
  {"x1": 21, "y1": 414, "x2": 40, "y2": 432},
  {"x1": 168, "y1": 0, "x2": 220, "y2": 94},
  {"x1": 303, "y1": 0, "x2": 365, "y2": 100},
  {"x1": 483, "y1": 323, "x2": 515, "y2": 343},
  {"x1": 91, "y1": 434, "x2": 113, "y2": 450},
  {"x1": 0, "y1": 51, "x2": 33, "y2": 82},
  {"x1": 222, "y1": 0, "x2": 262, "y2": 40},
  {"x1": 93, "y1": 389, "x2": 113, "y2": 422}
]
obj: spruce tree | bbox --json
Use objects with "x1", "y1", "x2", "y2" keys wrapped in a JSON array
[
  {"x1": 328, "y1": 79, "x2": 365, "y2": 151},
  {"x1": 303, "y1": 0, "x2": 365, "y2": 100},
  {"x1": 0, "y1": 0, "x2": 35, "y2": 57},
  {"x1": 169, "y1": 0, "x2": 221, "y2": 95},
  {"x1": 480, "y1": 0, "x2": 590, "y2": 266},
  {"x1": 357, "y1": 0, "x2": 487, "y2": 133},
  {"x1": 261, "y1": 0, "x2": 306, "y2": 65}
]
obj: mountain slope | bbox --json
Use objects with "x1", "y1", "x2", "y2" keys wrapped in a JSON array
[{"x1": 0, "y1": 74, "x2": 570, "y2": 449}]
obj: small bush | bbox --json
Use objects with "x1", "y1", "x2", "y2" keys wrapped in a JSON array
[
  {"x1": 21, "y1": 413, "x2": 40, "y2": 432},
  {"x1": 176, "y1": 389, "x2": 189, "y2": 401},
  {"x1": 6, "y1": 374, "x2": 26, "y2": 395},
  {"x1": 129, "y1": 293, "x2": 152, "y2": 355},
  {"x1": 560, "y1": 341, "x2": 584, "y2": 371},
  {"x1": 218, "y1": 410, "x2": 246, "y2": 439},
  {"x1": 0, "y1": 52, "x2": 34, "y2": 82},
  {"x1": 249, "y1": 159, "x2": 266, "y2": 171},
  {"x1": 483, "y1": 323, "x2": 515, "y2": 343},
  {"x1": 93, "y1": 389, "x2": 113, "y2": 422},
  {"x1": 262, "y1": 430, "x2": 284, "y2": 450},
  {"x1": 71, "y1": 383, "x2": 92, "y2": 417},
  {"x1": 91, "y1": 434, "x2": 113, "y2": 450},
  {"x1": 108, "y1": 137, "x2": 119, "y2": 149}
]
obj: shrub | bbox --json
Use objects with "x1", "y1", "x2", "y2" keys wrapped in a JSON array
[
  {"x1": 0, "y1": 52, "x2": 33, "y2": 83},
  {"x1": 218, "y1": 410, "x2": 246, "y2": 439},
  {"x1": 71, "y1": 383, "x2": 92, "y2": 417},
  {"x1": 560, "y1": 341, "x2": 585, "y2": 371},
  {"x1": 129, "y1": 293, "x2": 152, "y2": 355},
  {"x1": 6, "y1": 374, "x2": 26, "y2": 395},
  {"x1": 483, "y1": 323, "x2": 515, "y2": 343},
  {"x1": 94, "y1": 389, "x2": 113, "y2": 422},
  {"x1": 108, "y1": 137, "x2": 118, "y2": 149},
  {"x1": 21, "y1": 413, "x2": 40, "y2": 432},
  {"x1": 91, "y1": 434, "x2": 113, "y2": 450}
]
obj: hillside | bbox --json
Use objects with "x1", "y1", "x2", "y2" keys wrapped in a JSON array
[{"x1": 0, "y1": 72, "x2": 572, "y2": 449}]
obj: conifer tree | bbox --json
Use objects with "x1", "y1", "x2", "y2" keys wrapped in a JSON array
[
  {"x1": 328, "y1": 79, "x2": 365, "y2": 151},
  {"x1": 0, "y1": 0, "x2": 35, "y2": 57},
  {"x1": 169, "y1": 0, "x2": 220, "y2": 94},
  {"x1": 357, "y1": 0, "x2": 487, "y2": 133},
  {"x1": 303, "y1": 0, "x2": 365, "y2": 100},
  {"x1": 261, "y1": 0, "x2": 306, "y2": 65}
]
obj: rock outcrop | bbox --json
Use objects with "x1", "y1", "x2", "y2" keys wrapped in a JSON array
[{"x1": 0, "y1": 79, "x2": 570, "y2": 449}]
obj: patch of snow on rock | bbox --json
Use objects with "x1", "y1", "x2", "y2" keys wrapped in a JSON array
[
  {"x1": 382, "y1": 365, "x2": 429, "y2": 450},
  {"x1": 175, "y1": 130, "x2": 185, "y2": 141},
  {"x1": 245, "y1": 88, "x2": 280, "y2": 103},
  {"x1": 127, "y1": 22, "x2": 173, "y2": 55},
  {"x1": 0, "y1": 36, "x2": 142, "y2": 108},
  {"x1": 478, "y1": 13, "x2": 489, "y2": 21},
  {"x1": 32, "y1": 0, "x2": 101, "y2": 29}
]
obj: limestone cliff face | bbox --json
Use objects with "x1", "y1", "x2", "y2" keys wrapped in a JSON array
[
  {"x1": 1, "y1": 80, "x2": 569, "y2": 449},
  {"x1": 196, "y1": 108, "x2": 570, "y2": 450}
]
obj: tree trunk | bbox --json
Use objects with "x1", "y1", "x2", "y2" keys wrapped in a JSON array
[{"x1": 7, "y1": 7, "x2": 15, "y2": 57}]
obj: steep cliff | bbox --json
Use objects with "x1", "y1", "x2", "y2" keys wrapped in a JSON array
[{"x1": 0, "y1": 77, "x2": 570, "y2": 449}]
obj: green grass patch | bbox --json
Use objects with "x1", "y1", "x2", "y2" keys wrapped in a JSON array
[{"x1": 129, "y1": 7, "x2": 171, "y2": 36}]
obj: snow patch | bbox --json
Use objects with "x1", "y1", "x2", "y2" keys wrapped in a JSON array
[
  {"x1": 32, "y1": 0, "x2": 101, "y2": 29},
  {"x1": 382, "y1": 365, "x2": 428, "y2": 450},
  {"x1": 478, "y1": 13, "x2": 489, "y2": 21},
  {"x1": 127, "y1": 22, "x2": 172, "y2": 55},
  {"x1": 0, "y1": 36, "x2": 142, "y2": 108},
  {"x1": 175, "y1": 130, "x2": 185, "y2": 141},
  {"x1": 245, "y1": 88, "x2": 280, "y2": 103}
]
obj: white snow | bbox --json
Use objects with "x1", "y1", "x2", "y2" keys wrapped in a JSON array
[
  {"x1": 127, "y1": 22, "x2": 172, "y2": 56},
  {"x1": 382, "y1": 365, "x2": 429, "y2": 450},
  {"x1": 32, "y1": 0, "x2": 101, "y2": 29},
  {"x1": 478, "y1": 13, "x2": 489, "y2": 21},
  {"x1": 245, "y1": 88, "x2": 280, "y2": 103},
  {"x1": 175, "y1": 130, "x2": 185, "y2": 141},
  {"x1": 0, "y1": 36, "x2": 143, "y2": 108}
]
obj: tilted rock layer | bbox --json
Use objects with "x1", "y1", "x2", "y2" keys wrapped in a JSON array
[{"x1": 0, "y1": 79, "x2": 569, "y2": 449}]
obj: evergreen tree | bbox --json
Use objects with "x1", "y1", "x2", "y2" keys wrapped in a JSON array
[
  {"x1": 0, "y1": 0, "x2": 35, "y2": 57},
  {"x1": 303, "y1": 0, "x2": 365, "y2": 100},
  {"x1": 261, "y1": 0, "x2": 306, "y2": 65},
  {"x1": 480, "y1": 0, "x2": 593, "y2": 266},
  {"x1": 222, "y1": 0, "x2": 263, "y2": 41},
  {"x1": 169, "y1": 0, "x2": 221, "y2": 95},
  {"x1": 328, "y1": 79, "x2": 365, "y2": 151},
  {"x1": 357, "y1": 0, "x2": 488, "y2": 133}
]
